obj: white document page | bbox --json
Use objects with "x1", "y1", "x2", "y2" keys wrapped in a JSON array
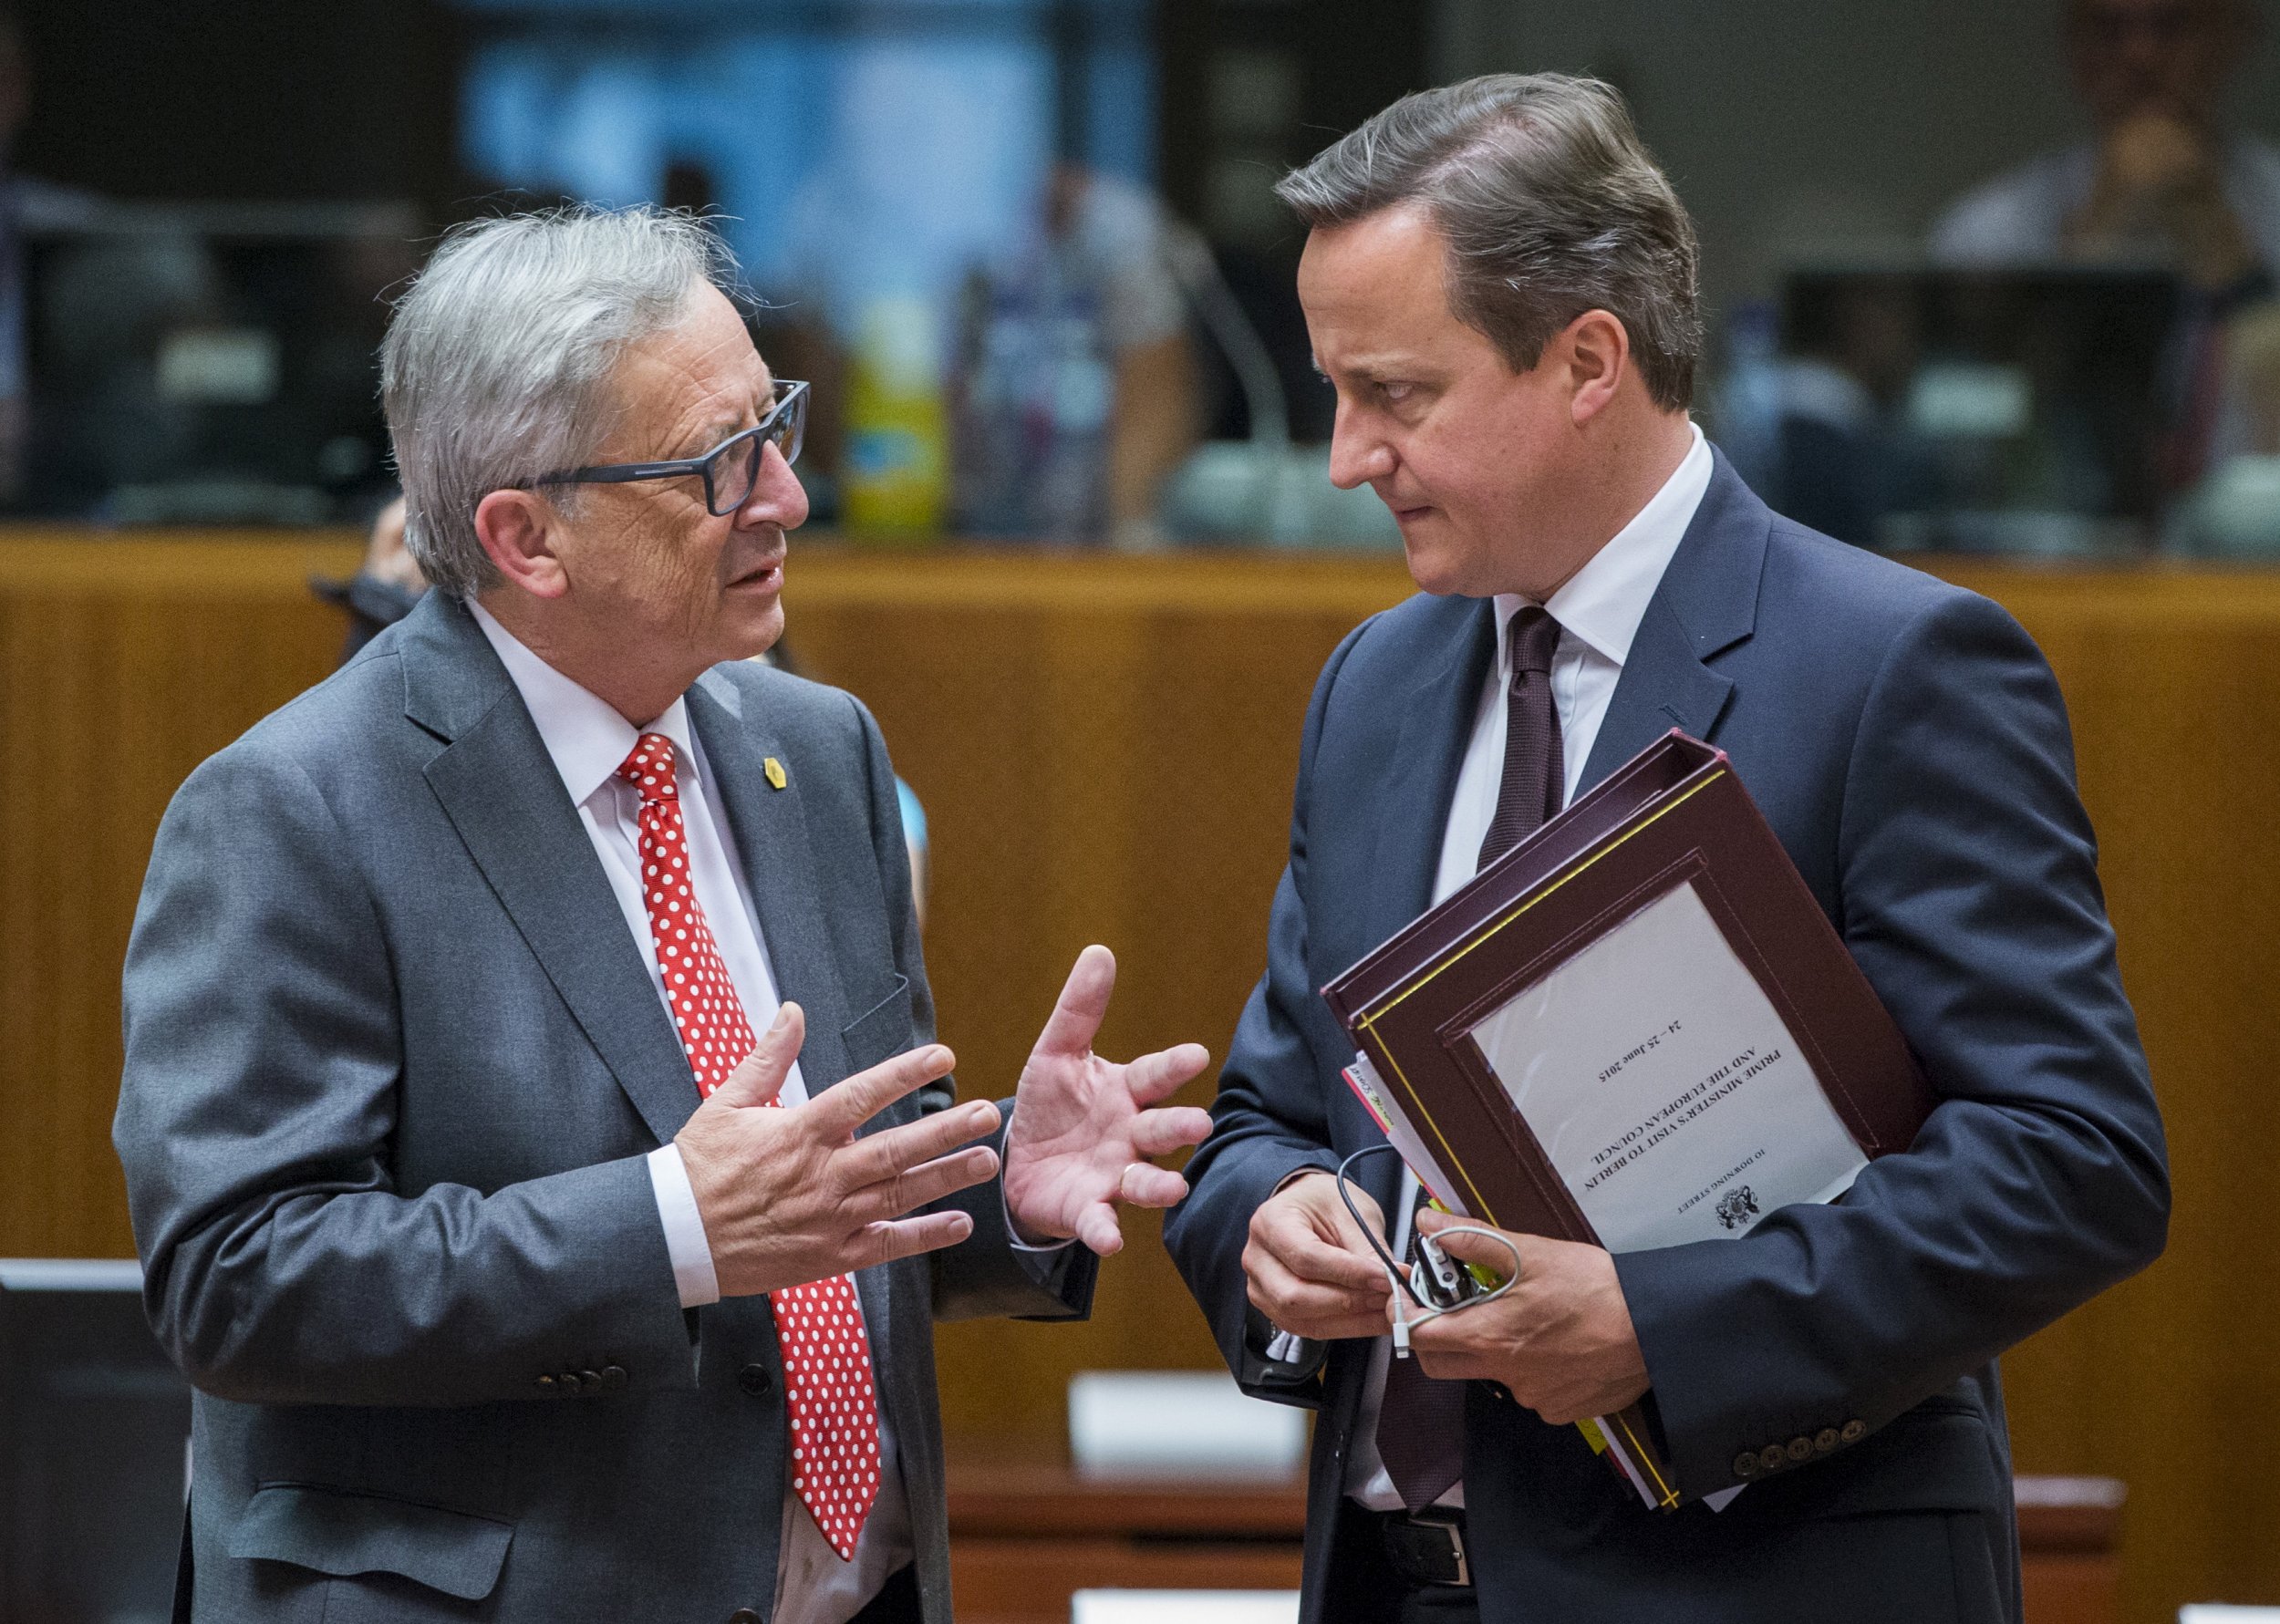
[{"x1": 1466, "y1": 880, "x2": 1865, "y2": 1253}]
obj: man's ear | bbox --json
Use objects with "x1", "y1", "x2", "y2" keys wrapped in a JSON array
[
  {"x1": 1561, "y1": 309, "x2": 1633, "y2": 428},
  {"x1": 473, "y1": 489, "x2": 572, "y2": 600}
]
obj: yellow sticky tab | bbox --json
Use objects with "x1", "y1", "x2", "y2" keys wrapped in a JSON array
[
  {"x1": 1576, "y1": 1417, "x2": 1610, "y2": 1455},
  {"x1": 763, "y1": 757, "x2": 788, "y2": 791}
]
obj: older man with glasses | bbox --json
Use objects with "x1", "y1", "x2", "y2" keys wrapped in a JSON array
[{"x1": 114, "y1": 205, "x2": 1212, "y2": 1624}]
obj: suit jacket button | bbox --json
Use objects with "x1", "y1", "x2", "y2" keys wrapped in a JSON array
[
  {"x1": 738, "y1": 1363, "x2": 774, "y2": 1398},
  {"x1": 598, "y1": 1364, "x2": 627, "y2": 1393},
  {"x1": 577, "y1": 1370, "x2": 604, "y2": 1395},
  {"x1": 1814, "y1": 1428, "x2": 1840, "y2": 1454},
  {"x1": 1840, "y1": 1419, "x2": 1867, "y2": 1444},
  {"x1": 535, "y1": 1375, "x2": 557, "y2": 1395},
  {"x1": 1757, "y1": 1443, "x2": 1787, "y2": 1474},
  {"x1": 1785, "y1": 1435, "x2": 1813, "y2": 1463},
  {"x1": 1732, "y1": 1452, "x2": 1760, "y2": 1479},
  {"x1": 731, "y1": 1610, "x2": 763, "y2": 1624},
  {"x1": 557, "y1": 1371, "x2": 584, "y2": 1394}
]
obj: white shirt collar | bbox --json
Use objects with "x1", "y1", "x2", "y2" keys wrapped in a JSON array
[
  {"x1": 466, "y1": 598, "x2": 698, "y2": 807},
  {"x1": 1492, "y1": 423, "x2": 1713, "y2": 672}
]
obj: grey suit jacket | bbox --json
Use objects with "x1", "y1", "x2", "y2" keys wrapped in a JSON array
[{"x1": 114, "y1": 590, "x2": 1095, "y2": 1624}]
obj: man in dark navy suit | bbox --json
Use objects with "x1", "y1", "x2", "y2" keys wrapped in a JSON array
[{"x1": 1165, "y1": 74, "x2": 2170, "y2": 1624}]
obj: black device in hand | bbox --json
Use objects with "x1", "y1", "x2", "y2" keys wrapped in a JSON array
[{"x1": 1409, "y1": 1223, "x2": 1484, "y2": 1312}]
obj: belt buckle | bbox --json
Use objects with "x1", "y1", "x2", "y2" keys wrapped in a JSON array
[{"x1": 1385, "y1": 1506, "x2": 1470, "y2": 1588}]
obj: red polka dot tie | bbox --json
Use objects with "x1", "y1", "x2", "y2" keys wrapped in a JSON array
[{"x1": 617, "y1": 732, "x2": 881, "y2": 1560}]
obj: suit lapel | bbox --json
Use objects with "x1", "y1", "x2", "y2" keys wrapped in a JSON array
[
  {"x1": 1345, "y1": 596, "x2": 1497, "y2": 1209},
  {"x1": 403, "y1": 595, "x2": 700, "y2": 1149},
  {"x1": 1362, "y1": 595, "x2": 1500, "y2": 957},
  {"x1": 1578, "y1": 450, "x2": 1771, "y2": 791},
  {"x1": 687, "y1": 671, "x2": 855, "y2": 1094}
]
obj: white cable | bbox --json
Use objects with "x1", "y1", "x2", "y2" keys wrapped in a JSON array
[
  {"x1": 1405, "y1": 1226, "x2": 1525, "y2": 1331},
  {"x1": 1381, "y1": 1224, "x2": 1524, "y2": 1358}
]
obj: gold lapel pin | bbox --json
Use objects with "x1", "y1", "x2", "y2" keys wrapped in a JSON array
[{"x1": 763, "y1": 757, "x2": 788, "y2": 791}]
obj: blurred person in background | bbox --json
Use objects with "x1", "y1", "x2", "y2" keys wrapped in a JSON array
[
  {"x1": 1932, "y1": 0, "x2": 2278, "y2": 291},
  {"x1": 949, "y1": 162, "x2": 1198, "y2": 544},
  {"x1": 124, "y1": 206, "x2": 1210, "y2": 1624},
  {"x1": 1933, "y1": 0, "x2": 2280, "y2": 501},
  {"x1": 316, "y1": 493, "x2": 424, "y2": 660},
  {"x1": 1750, "y1": 278, "x2": 1934, "y2": 545}
]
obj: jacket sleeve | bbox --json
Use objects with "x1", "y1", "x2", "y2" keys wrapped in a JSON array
[
  {"x1": 114, "y1": 741, "x2": 696, "y2": 1410},
  {"x1": 1612, "y1": 590, "x2": 2171, "y2": 1497},
  {"x1": 1163, "y1": 621, "x2": 1376, "y2": 1407},
  {"x1": 834, "y1": 692, "x2": 1099, "y2": 1323}
]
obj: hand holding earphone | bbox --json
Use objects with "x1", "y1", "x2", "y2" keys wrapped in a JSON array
[{"x1": 1336, "y1": 1143, "x2": 1524, "y2": 1357}]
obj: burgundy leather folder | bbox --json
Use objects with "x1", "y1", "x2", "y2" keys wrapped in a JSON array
[{"x1": 1320, "y1": 730, "x2": 1932, "y2": 1507}]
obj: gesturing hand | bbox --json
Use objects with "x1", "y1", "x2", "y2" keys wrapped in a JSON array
[
  {"x1": 1401, "y1": 1209, "x2": 1650, "y2": 1425},
  {"x1": 1001, "y1": 945, "x2": 1214, "y2": 1255},
  {"x1": 675, "y1": 1003, "x2": 1004, "y2": 1298}
]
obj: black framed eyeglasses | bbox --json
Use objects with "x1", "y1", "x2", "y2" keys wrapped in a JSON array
[{"x1": 531, "y1": 378, "x2": 808, "y2": 516}]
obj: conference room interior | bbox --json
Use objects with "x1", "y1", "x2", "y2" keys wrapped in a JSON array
[{"x1": 2, "y1": 2, "x2": 2276, "y2": 1622}]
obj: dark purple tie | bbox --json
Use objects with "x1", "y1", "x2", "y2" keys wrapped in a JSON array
[
  {"x1": 1477, "y1": 605, "x2": 1567, "y2": 870},
  {"x1": 1375, "y1": 605, "x2": 1567, "y2": 1511}
]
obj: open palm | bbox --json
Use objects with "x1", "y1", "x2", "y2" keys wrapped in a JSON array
[{"x1": 1001, "y1": 946, "x2": 1214, "y2": 1255}]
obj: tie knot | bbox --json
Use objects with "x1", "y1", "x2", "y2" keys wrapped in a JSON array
[
  {"x1": 1509, "y1": 605, "x2": 1561, "y2": 678},
  {"x1": 617, "y1": 732, "x2": 680, "y2": 803}
]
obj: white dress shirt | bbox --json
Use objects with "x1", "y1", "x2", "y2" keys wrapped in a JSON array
[
  {"x1": 1342, "y1": 425, "x2": 1714, "y2": 1511},
  {"x1": 469, "y1": 602, "x2": 912, "y2": 1624}
]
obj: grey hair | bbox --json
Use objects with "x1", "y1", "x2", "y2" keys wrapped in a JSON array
[
  {"x1": 1276, "y1": 74, "x2": 1702, "y2": 411},
  {"x1": 380, "y1": 205, "x2": 741, "y2": 598}
]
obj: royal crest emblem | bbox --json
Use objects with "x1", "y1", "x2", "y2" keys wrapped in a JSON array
[{"x1": 1715, "y1": 1184, "x2": 1760, "y2": 1231}]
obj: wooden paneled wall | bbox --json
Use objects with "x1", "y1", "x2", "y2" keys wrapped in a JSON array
[
  {"x1": 2, "y1": 533, "x2": 2275, "y2": 1624},
  {"x1": 0, "y1": 533, "x2": 366, "y2": 1258},
  {"x1": 1927, "y1": 564, "x2": 2280, "y2": 1624}
]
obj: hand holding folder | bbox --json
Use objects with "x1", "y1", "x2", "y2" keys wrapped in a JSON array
[
  {"x1": 1401, "y1": 1206, "x2": 1652, "y2": 1426},
  {"x1": 1324, "y1": 731, "x2": 1932, "y2": 1510}
]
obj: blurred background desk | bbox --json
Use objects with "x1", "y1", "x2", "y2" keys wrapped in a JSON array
[
  {"x1": 2, "y1": 532, "x2": 2275, "y2": 1624},
  {"x1": 944, "y1": 1455, "x2": 2125, "y2": 1624}
]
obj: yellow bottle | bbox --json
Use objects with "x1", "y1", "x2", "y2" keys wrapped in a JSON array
[{"x1": 841, "y1": 295, "x2": 948, "y2": 540}]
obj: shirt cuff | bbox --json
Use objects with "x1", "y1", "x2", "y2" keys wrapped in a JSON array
[
  {"x1": 1263, "y1": 1329, "x2": 1313, "y2": 1365},
  {"x1": 1000, "y1": 1182, "x2": 1076, "y2": 1256},
  {"x1": 647, "y1": 1143, "x2": 721, "y2": 1309}
]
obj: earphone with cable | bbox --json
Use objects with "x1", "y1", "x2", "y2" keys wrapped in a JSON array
[{"x1": 1337, "y1": 1143, "x2": 1526, "y2": 1357}]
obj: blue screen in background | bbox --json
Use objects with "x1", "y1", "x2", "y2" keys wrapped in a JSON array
[{"x1": 456, "y1": 0, "x2": 1156, "y2": 328}]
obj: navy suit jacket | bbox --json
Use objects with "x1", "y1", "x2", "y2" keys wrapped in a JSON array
[{"x1": 1164, "y1": 454, "x2": 2169, "y2": 1624}]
